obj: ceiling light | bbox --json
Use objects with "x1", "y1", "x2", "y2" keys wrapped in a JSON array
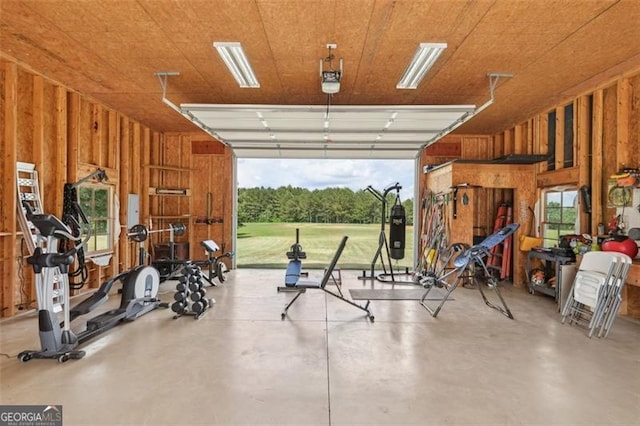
[
  {"x1": 396, "y1": 42, "x2": 447, "y2": 89},
  {"x1": 213, "y1": 42, "x2": 260, "y2": 88}
]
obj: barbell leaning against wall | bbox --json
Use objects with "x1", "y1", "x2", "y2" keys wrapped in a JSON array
[{"x1": 127, "y1": 223, "x2": 186, "y2": 242}]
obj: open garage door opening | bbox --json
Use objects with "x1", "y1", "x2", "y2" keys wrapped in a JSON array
[{"x1": 235, "y1": 158, "x2": 417, "y2": 270}]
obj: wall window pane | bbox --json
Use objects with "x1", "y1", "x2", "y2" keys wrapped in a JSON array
[
  {"x1": 541, "y1": 188, "x2": 577, "y2": 247},
  {"x1": 547, "y1": 110, "x2": 556, "y2": 171},
  {"x1": 79, "y1": 185, "x2": 112, "y2": 252},
  {"x1": 563, "y1": 103, "x2": 574, "y2": 168}
]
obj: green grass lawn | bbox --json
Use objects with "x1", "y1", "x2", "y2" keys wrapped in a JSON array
[{"x1": 237, "y1": 222, "x2": 414, "y2": 270}]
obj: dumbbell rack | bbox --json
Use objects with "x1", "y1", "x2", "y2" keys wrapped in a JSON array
[{"x1": 171, "y1": 263, "x2": 214, "y2": 319}]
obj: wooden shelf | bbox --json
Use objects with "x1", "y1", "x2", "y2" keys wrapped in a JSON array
[
  {"x1": 148, "y1": 187, "x2": 191, "y2": 196},
  {"x1": 149, "y1": 215, "x2": 191, "y2": 220},
  {"x1": 146, "y1": 165, "x2": 192, "y2": 172},
  {"x1": 0, "y1": 231, "x2": 25, "y2": 237}
]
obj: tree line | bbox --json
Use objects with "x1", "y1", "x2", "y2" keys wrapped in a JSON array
[{"x1": 238, "y1": 186, "x2": 414, "y2": 225}]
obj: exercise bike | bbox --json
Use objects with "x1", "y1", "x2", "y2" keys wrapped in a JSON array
[{"x1": 18, "y1": 208, "x2": 162, "y2": 363}]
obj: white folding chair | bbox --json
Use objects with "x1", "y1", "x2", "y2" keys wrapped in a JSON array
[
  {"x1": 597, "y1": 253, "x2": 632, "y2": 338},
  {"x1": 561, "y1": 251, "x2": 631, "y2": 338}
]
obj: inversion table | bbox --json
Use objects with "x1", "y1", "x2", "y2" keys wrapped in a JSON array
[{"x1": 419, "y1": 223, "x2": 520, "y2": 319}]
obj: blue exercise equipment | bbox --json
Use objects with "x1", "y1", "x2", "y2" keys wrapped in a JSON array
[
  {"x1": 283, "y1": 229, "x2": 307, "y2": 287},
  {"x1": 277, "y1": 234, "x2": 374, "y2": 321}
]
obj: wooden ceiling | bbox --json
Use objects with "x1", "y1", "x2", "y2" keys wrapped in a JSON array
[{"x1": 2, "y1": 0, "x2": 640, "y2": 135}]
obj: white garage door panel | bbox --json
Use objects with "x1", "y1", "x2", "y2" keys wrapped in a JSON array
[{"x1": 180, "y1": 103, "x2": 476, "y2": 159}]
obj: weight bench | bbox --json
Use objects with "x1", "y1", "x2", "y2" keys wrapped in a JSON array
[
  {"x1": 284, "y1": 259, "x2": 303, "y2": 286},
  {"x1": 277, "y1": 236, "x2": 374, "y2": 321},
  {"x1": 150, "y1": 240, "x2": 234, "y2": 285},
  {"x1": 282, "y1": 229, "x2": 309, "y2": 287},
  {"x1": 195, "y1": 240, "x2": 234, "y2": 286}
]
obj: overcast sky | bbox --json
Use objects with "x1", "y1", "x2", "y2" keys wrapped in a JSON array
[{"x1": 237, "y1": 158, "x2": 416, "y2": 199}]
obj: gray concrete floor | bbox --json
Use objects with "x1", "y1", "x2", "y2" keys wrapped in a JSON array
[{"x1": 1, "y1": 268, "x2": 639, "y2": 425}]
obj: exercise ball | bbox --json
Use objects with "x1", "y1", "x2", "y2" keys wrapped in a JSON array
[{"x1": 601, "y1": 236, "x2": 639, "y2": 258}]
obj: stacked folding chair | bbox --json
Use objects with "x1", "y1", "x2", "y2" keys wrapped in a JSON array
[{"x1": 561, "y1": 251, "x2": 632, "y2": 338}]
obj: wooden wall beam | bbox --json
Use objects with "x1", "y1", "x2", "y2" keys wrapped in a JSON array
[
  {"x1": 526, "y1": 119, "x2": 534, "y2": 154},
  {"x1": 32, "y1": 76, "x2": 44, "y2": 169},
  {"x1": 54, "y1": 86, "x2": 67, "y2": 215},
  {"x1": 576, "y1": 95, "x2": 591, "y2": 234},
  {"x1": 591, "y1": 89, "x2": 604, "y2": 230},
  {"x1": 514, "y1": 124, "x2": 524, "y2": 154},
  {"x1": 617, "y1": 78, "x2": 631, "y2": 168},
  {"x1": 2, "y1": 62, "x2": 18, "y2": 317},
  {"x1": 538, "y1": 113, "x2": 549, "y2": 173},
  {"x1": 91, "y1": 104, "x2": 102, "y2": 166},
  {"x1": 141, "y1": 128, "x2": 151, "y2": 226},
  {"x1": 537, "y1": 167, "x2": 580, "y2": 187},
  {"x1": 493, "y1": 133, "x2": 503, "y2": 158},
  {"x1": 632, "y1": 75, "x2": 640, "y2": 167},
  {"x1": 68, "y1": 92, "x2": 80, "y2": 184},
  {"x1": 119, "y1": 117, "x2": 131, "y2": 269},
  {"x1": 603, "y1": 86, "x2": 618, "y2": 222},
  {"x1": 108, "y1": 111, "x2": 120, "y2": 273},
  {"x1": 132, "y1": 122, "x2": 141, "y2": 199},
  {"x1": 108, "y1": 110, "x2": 118, "y2": 170},
  {"x1": 503, "y1": 130, "x2": 513, "y2": 155},
  {"x1": 555, "y1": 106, "x2": 565, "y2": 170},
  {"x1": 181, "y1": 134, "x2": 192, "y2": 224}
]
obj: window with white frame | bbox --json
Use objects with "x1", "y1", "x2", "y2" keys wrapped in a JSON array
[
  {"x1": 78, "y1": 183, "x2": 113, "y2": 253},
  {"x1": 541, "y1": 187, "x2": 578, "y2": 247}
]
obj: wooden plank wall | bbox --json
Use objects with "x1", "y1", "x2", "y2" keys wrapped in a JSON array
[
  {"x1": 419, "y1": 66, "x2": 640, "y2": 312},
  {"x1": 0, "y1": 59, "x2": 156, "y2": 317},
  {"x1": 420, "y1": 134, "x2": 516, "y2": 256},
  {"x1": 146, "y1": 133, "x2": 193, "y2": 258},
  {"x1": 0, "y1": 58, "x2": 236, "y2": 319},
  {"x1": 1, "y1": 62, "x2": 18, "y2": 318},
  {"x1": 189, "y1": 142, "x2": 234, "y2": 265},
  {"x1": 422, "y1": 68, "x2": 640, "y2": 237}
]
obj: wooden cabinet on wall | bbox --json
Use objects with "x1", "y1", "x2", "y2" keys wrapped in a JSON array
[
  {"x1": 423, "y1": 161, "x2": 538, "y2": 287},
  {"x1": 621, "y1": 262, "x2": 640, "y2": 318}
]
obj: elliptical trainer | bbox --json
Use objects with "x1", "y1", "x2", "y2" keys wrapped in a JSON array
[{"x1": 18, "y1": 207, "x2": 162, "y2": 363}]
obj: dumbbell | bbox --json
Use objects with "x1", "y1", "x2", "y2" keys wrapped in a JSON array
[
  {"x1": 171, "y1": 301, "x2": 187, "y2": 315},
  {"x1": 191, "y1": 298, "x2": 209, "y2": 315},
  {"x1": 174, "y1": 290, "x2": 190, "y2": 302},
  {"x1": 189, "y1": 280, "x2": 203, "y2": 292},
  {"x1": 190, "y1": 288, "x2": 206, "y2": 302}
]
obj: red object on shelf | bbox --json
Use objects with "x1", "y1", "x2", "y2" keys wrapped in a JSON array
[{"x1": 601, "y1": 237, "x2": 638, "y2": 258}]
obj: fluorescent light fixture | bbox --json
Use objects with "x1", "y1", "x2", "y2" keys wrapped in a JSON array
[
  {"x1": 213, "y1": 42, "x2": 260, "y2": 88},
  {"x1": 396, "y1": 42, "x2": 447, "y2": 89}
]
